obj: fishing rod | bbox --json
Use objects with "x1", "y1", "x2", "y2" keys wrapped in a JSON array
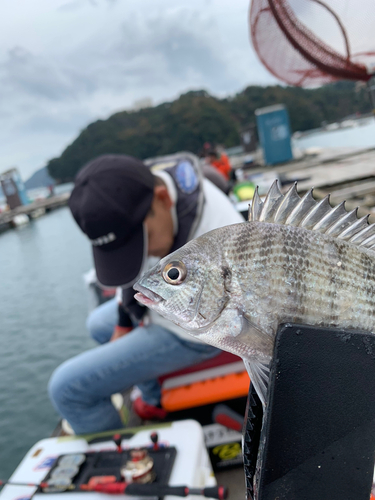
[
  {"x1": 0, "y1": 479, "x2": 228, "y2": 499},
  {"x1": 80, "y1": 482, "x2": 228, "y2": 499},
  {"x1": 0, "y1": 481, "x2": 54, "y2": 488}
]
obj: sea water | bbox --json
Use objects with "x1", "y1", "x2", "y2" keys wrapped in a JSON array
[
  {"x1": 293, "y1": 117, "x2": 375, "y2": 150},
  {"x1": 0, "y1": 207, "x2": 95, "y2": 479}
]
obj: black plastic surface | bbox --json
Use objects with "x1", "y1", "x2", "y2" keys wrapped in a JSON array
[
  {"x1": 246, "y1": 324, "x2": 375, "y2": 500},
  {"x1": 41, "y1": 446, "x2": 176, "y2": 493},
  {"x1": 242, "y1": 386, "x2": 263, "y2": 499}
]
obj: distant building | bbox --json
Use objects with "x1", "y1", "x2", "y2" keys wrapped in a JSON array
[{"x1": 0, "y1": 168, "x2": 29, "y2": 209}]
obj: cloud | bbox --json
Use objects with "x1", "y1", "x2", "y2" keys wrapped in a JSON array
[
  {"x1": 57, "y1": 1, "x2": 84, "y2": 12},
  {"x1": 0, "y1": 0, "x2": 278, "y2": 179},
  {"x1": 2, "y1": 48, "x2": 78, "y2": 101},
  {"x1": 58, "y1": 0, "x2": 118, "y2": 11},
  {"x1": 60, "y1": 7, "x2": 241, "y2": 95},
  {"x1": 2, "y1": 8, "x2": 237, "y2": 106}
]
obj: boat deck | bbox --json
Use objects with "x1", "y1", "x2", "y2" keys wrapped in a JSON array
[{"x1": 51, "y1": 390, "x2": 248, "y2": 500}]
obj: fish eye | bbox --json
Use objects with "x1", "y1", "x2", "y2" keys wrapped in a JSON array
[{"x1": 162, "y1": 261, "x2": 187, "y2": 285}]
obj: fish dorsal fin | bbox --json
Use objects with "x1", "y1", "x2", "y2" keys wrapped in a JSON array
[
  {"x1": 299, "y1": 195, "x2": 333, "y2": 229},
  {"x1": 248, "y1": 187, "x2": 263, "y2": 222},
  {"x1": 258, "y1": 180, "x2": 283, "y2": 222},
  {"x1": 249, "y1": 180, "x2": 375, "y2": 252},
  {"x1": 285, "y1": 188, "x2": 316, "y2": 226},
  {"x1": 273, "y1": 182, "x2": 300, "y2": 223}
]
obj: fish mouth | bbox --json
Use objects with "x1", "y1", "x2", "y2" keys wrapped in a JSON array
[{"x1": 133, "y1": 283, "x2": 164, "y2": 307}]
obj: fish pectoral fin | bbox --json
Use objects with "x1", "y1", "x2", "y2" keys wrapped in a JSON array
[
  {"x1": 236, "y1": 311, "x2": 274, "y2": 356},
  {"x1": 243, "y1": 358, "x2": 270, "y2": 408},
  {"x1": 236, "y1": 312, "x2": 273, "y2": 407}
]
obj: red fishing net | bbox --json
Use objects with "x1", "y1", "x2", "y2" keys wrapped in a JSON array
[{"x1": 249, "y1": 0, "x2": 375, "y2": 86}]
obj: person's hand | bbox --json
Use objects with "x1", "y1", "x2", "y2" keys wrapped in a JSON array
[{"x1": 110, "y1": 325, "x2": 133, "y2": 342}]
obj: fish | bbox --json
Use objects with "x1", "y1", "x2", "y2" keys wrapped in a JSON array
[{"x1": 134, "y1": 181, "x2": 375, "y2": 406}]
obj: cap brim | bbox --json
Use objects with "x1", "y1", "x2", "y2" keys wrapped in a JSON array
[{"x1": 93, "y1": 224, "x2": 147, "y2": 288}]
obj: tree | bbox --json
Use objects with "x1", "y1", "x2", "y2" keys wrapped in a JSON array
[{"x1": 47, "y1": 82, "x2": 371, "y2": 182}]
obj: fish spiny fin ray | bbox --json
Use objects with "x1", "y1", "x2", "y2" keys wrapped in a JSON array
[
  {"x1": 259, "y1": 180, "x2": 283, "y2": 222},
  {"x1": 299, "y1": 195, "x2": 333, "y2": 229},
  {"x1": 336, "y1": 215, "x2": 369, "y2": 240},
  {"x1": 360, "y1": 233, "x2": 375, "y2": 248},
  {"x1": 350, "y1": 223, "x2": 375, "y2": 245},
  {"x1": 273, "y1": 182, "x2": 300, "y2": 223},
  {"x1": 249, "y1": 180, "x2": 375, "y2": 252},
  {"x1": 285, "y1": 188, "x2": 316, "y2": 226},
  {"x1": 249, "y1": 187, "x2": 263, "y2": 222},
  {"x1": 312, "y1": 201, "x2": 347, "y2": 232},
  {"x1": 325, "y1": 208, "x2": 359, "y2": 236}
]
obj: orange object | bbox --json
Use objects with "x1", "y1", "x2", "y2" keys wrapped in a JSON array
[
  {"x1": 87, "y1": 476, "x2": 117, "y2": 488},
  {"x1": 161, "y1": 371, "x2": 250, "y2": 412},
  {"x1": 210, "y1": 154, "x2": 232, "y2": 180},
  {"x1": 81, "y1": 483, "x2": 126, "y2": 494}
]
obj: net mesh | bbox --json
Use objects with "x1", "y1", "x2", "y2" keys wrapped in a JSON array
[{"x1": 249, "y1": 0, "x2": 375, "y2": 86}]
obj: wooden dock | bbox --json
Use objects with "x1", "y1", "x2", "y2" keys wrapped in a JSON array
[
  {"x1": 2, "y1": 146, "x2": 375, "y2": 233},
  {"x1": 239, "y1": 146, "x2": 375, "y2": 222},
  {"x1": 0, "y1": 192, "x2": 70, "y2": 232}
]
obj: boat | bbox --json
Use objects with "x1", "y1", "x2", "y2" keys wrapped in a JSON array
[
  {"x1": 1, "y1": 354, "x2": 249, "y2": 500},
  {"x1": 11, "y1": 214, "x2": 29, "y2": 228},
  {"x1": 30, "y1": 208, "x2": 46, "y2": 219},
  {"x1": 0, "y1": 420, "x2": 219, "y2": 499}
]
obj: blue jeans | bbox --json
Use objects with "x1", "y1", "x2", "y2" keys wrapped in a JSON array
[
  {"x1": 86, "y1": 298, "x2": 120, "y2": 345},
  {"x1": 48, "y1": 299, "x2": 220, "y2": 434}
]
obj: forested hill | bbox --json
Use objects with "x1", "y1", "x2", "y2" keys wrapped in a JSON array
[{"x1": 47, "y1": 81, "x2": 371, "y2": 182}]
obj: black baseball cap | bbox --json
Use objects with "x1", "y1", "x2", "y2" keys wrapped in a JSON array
[{"x1": 69, "y1": 154, "x2": 155, "y2": 287}]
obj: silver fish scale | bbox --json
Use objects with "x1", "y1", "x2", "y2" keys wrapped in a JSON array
[{"x1": 219, "y1": 221, "x2": 375, "y2": 338}]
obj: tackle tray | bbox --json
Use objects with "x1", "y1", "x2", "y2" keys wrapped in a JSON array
[{"x1": 39, "y1": 446, "x2": 177, "y2": 494}]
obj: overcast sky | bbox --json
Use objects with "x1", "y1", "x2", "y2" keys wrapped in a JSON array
[{"x1": 0, "y1": 0, "x2": 280, "y2": 180}]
